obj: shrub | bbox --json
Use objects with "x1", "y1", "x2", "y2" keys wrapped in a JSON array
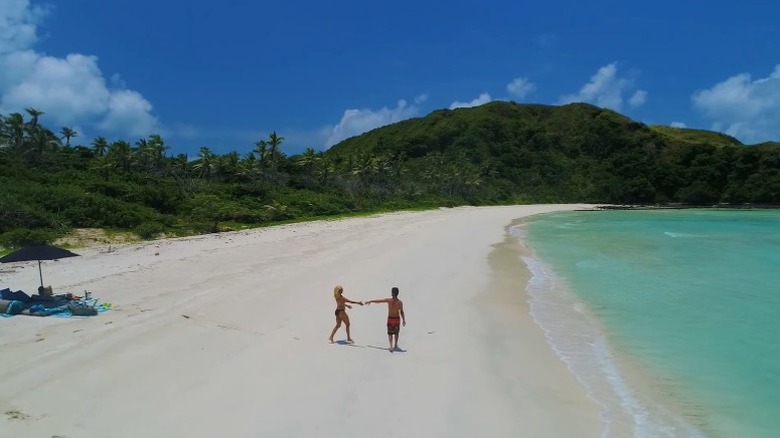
[
  {"x1": 134, "y1": 221, "x2": 167, "y2": 239},
  {"x1": 0, "y1": 228, "x2": 61, "y2": 248}
]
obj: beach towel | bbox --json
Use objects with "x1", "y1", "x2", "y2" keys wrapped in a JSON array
[
  {"x1": 1, "y1": 288, "x2": 31, "y2": 302},
  {"x1": 28, "y1": 304, "x2": 69, "y2": 316},
  {"x1": 1, "y1": 300, "x2": 25, "y2": 315}
]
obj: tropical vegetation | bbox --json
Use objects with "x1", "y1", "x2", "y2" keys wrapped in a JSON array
[{"x1": 1, "y1": 102, "x2": 779, "y2": 248}]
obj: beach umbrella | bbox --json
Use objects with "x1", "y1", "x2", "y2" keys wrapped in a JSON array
[{"x1": 0, "y1": 243, "x2": 79, "y2": 288}]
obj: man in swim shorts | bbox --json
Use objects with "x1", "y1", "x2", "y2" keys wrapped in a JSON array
[{"x1": 365, "y1": 287, "x2": 406, "y2": 352}]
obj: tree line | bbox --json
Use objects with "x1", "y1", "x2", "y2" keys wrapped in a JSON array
[{"x1": 1, "y1": 102, "x2": 779, "y2": 248}]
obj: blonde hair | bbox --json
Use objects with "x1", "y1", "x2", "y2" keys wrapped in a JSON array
[{"x1": 333, "y1": 285, "x2": 343, "y2": 299}]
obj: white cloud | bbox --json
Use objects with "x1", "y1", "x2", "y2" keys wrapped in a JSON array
[
  {"x1": 325, "y1": 99, "x2": 421, "y2": 147},
  {"x1": 449, "y1": 92, "x2": 492, "y2": 110},
  {"x1": 629, "y1": 90, "x2": 647, "y2": 107},
  {"x1": 692, "y1": 65, "x2": 780, "y2": 143},
  {"x1": 506, "y1": 77, "x2": 536, "y2": 100},
  {"x1": 109, "y1": 73, "x2": 126, "y2": 89},
  {"x1": 2, "y1": 53, "x2": 110, "y2": 122},
  {"x1": 98, "y1": 89, "x2": 156, "y2": 136},
  {"x1": 414, "y1": 93, "x2": 428, "y2": 104},
  {"x1": 0, "y1": 0, "x2": 49, "y2": 54},
  {"x1": 670, "y1": 121, "x2": 687, "y2": 128},
  {"x1": 0, "y1": 0, "x2": 158, "y2": 139},
  {"x1": 559, "y1": 62, "x2": 644, "y2": 112}
]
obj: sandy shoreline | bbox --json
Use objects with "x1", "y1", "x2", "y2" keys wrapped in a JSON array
[{"x1": 1, "y1": 205, "x2": 601, "y2": 437}]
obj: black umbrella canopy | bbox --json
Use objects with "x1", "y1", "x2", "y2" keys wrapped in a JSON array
[{"x1": 0, "y1": 243, "x2": 79, "y2": 288}]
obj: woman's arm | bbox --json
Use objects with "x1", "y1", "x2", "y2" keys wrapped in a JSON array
[{"x1": 344, "y1": 296, "x2": 364, "y2": 305}]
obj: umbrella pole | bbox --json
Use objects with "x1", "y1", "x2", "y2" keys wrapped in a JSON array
[{"x1": 39, "y1": 259, "x2": 44, "y2": 288}]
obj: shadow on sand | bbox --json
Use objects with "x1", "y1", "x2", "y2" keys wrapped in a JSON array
[
  {"x1": 335, "y1": 340, "x2": 363, "y2": 347},
  {"x1": 366, "y1": 345, "x2": 407, "y2": 353},
  {"x1": 333, "y1": 340, "x2": 407, "y2": 353}
]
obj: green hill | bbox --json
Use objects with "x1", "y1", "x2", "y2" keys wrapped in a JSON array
[
  {"x1": 1, "y1": 102, "x2": 779, "y2": 247},
  {"x1": 325, "y1": 101, "x2": 779, "y2": 205},
  {"x1": 648, "y1": 125, "x2": 742, "y2": 148},
  {"x1": 750, "y1": 141, "x2": 780, "y2": 150}
]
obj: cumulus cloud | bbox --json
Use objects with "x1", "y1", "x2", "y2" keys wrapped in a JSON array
[
  {"x1": 0, "y1": 0, "x2": 49, "y2": 54},
  {"x1": 559, "y1": 62, "x2": 645, "y2": 112},
  {"x1": 506, "y1": 77, "x2": 536, "y2": 100},
  {"x1": 0, "y1": 0, "x2": 157, "y2": 139},
  {"x1": 629, "y1": 90, "x2": 647, "y2": 107},
  {"x1": 98, "y1": 89, "x2": 157, "y2": 136},
  {"x1": 449, "y1": 92, "x2": 492, "y2": 110},
  {"x1": 692, "y1": 65, "x2": 780, "y2": 143},
  {"x1": 670, "y1": 121, "x2": 687, "y2": 128},
  {"x1": 325, "y1": 99, "x2": 421, "y2": 147}
]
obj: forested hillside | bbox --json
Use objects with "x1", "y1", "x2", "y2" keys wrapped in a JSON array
[{"x1": 2, "y1": 102, "x2": 778, "y2": 248}]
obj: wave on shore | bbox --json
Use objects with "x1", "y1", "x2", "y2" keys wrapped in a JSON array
[{"x1": 511, "y1": 225, "x2": 705, "y2": 438}]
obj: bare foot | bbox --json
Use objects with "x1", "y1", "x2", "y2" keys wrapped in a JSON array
[
  {"x1": 347, "y1": 339, "x2": 354, "y2": 344},
  {"x1": 329, "y1": 338, "x2": 334, "y2": 343}
]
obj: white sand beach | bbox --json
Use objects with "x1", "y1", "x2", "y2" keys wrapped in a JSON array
[{"x1": 0, "y1": 205, "x2": 602, "y2": 438}]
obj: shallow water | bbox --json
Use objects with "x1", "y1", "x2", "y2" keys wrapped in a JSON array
[{"x1": 518, "y1": 209, "x2": 780, "y2": 438}]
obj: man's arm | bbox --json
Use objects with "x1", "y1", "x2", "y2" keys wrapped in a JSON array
[
  {"x1": 365, "y1": 298, "x2": 390, "y2": 305},
  {"x1": 400, "y1": 300, "x2": 406, "y2": 326}
]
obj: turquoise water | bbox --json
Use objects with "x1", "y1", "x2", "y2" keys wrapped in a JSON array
[{"x1": 520, "y1": 209, "x2": 780, "y2": 438}]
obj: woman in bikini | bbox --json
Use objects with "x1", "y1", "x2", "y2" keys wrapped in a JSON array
[{"x1": 329, "y1": 285, "x2": 363, "y2": 344}]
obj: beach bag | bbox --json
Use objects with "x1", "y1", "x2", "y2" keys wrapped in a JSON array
[{"x1": 68, "y1": 301, "x2": 98, "y2": 316}]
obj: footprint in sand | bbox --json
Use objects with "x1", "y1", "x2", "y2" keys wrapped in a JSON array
[{"x1": 5, "y1": 410, "x2": 30, "y2": 421}]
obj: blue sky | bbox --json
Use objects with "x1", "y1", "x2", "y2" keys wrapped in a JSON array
[{"x1": 1, "y1": 0, "x2": 779, "y2": 157}]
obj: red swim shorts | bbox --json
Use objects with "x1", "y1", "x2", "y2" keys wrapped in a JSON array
[{"x1": 387, "y1": 316, "x2": 401, "y2": 335}]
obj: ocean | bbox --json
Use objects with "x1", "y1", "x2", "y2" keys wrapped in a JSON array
[{"x1": 516, "y1": 209, "x2": 780, "y2": 438}]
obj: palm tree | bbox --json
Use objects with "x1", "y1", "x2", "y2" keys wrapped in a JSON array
[
  {"x1": 134, "y1": 138, "x2": 155, "y2": 170},
  {"x1": 215, "y1": 151, "x2": 240, "y2": 181},
  {"x1": 91, "y1": 154, "x2": 114, "y2": 180},
  {"x1": 296, "y1": 148, "x2": 320, "y2": 181},
  {"x1": 148, "y1": 134, "x2": 168, "y2": 160},
  {"x1": 91, "y1": 136, "x2": 108, "y2": 156},
  {"x1": 25, "y1": 108, "x2": 44, "y2": 129},
  {"x1": 317, "y1": 155, "x2": 336, "y2": 186},
  {"x1": 254, "y1": 139, "x2": 269, "y2": 167},
  {"x1": 108, "y1": 140, "x2": 133, "y2": 173},
  {"x1": 268, "y1": 131, "x2": 285, "y2": 163},
  {"x1": 27, "y1": 128, "x2": 61, "y2": 164},
  {"x1": 60, "y1": 127, "x2": 77, "y2": 146},
  {"x1": 239, "y1": 152, "x2": 257, "y2": 179},
  {"x1": 175, "y1": 153, "x2": 189, "y2": 173},
  {"x1": 6, "y1": 113, "x2": 25, "y2": 150},
  {"x1": 193, "y1": 146, "x2": 215, "y2": 178},
  {"x1": 351, "y1": 152, "x2": 379, "y2": 185}
]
